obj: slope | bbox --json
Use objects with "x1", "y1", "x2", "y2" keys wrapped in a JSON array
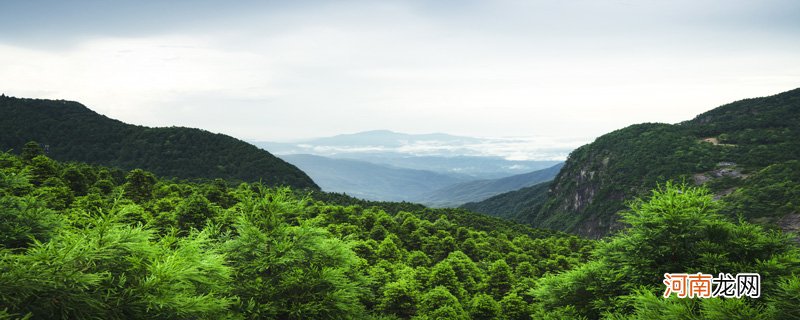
[
  {"x1": 422, "y1": 163, "x2": 563, "y2": 207},
  {"x1": 0, "y1": 149, "x2": 594, "y2": 318},
  {"x1": 280, "y1": 153, "x2": 467, "y2": 201},
  {"x1": 462, "y1": 181, "x2": 552, "y2": 222},
  {"x1": 0, "y1": 95, "x2": 317, "y2": 189},
  {"x1": 466, "y1": 88, "x2": 800, "y2": 238}
]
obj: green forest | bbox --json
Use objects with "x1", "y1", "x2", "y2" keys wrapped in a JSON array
[
  {"x1": 3, "y1": 0, "x2": 799, "y2": 317},
  {"x1": 0, "y1": 96, "x2": 317, "y2": 189},
  {"x1": 1, "y1": 144, "x2": 798, "y2": 319}
]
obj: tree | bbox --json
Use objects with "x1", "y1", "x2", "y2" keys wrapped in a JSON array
[
  {"x1": 123, "y1": 169, "x2": 156, "y2": 203},
  {"x1": 377, "y1": 278, "x2": 419, "y2": 318},
  {"x1": 416, "y1": 286, "x2": 468, "y2": 320},
  {"x1": 27, "y1": 155, "x2": 58, "y2": 185},
  {"x1": 487, "y1": 259, "x2": 514, "y2": 299},
  {"x1": 20, "y1": 141, "x2": 44, "y2": 162},
  {"x1": 443, "y1": 251, "x2": 483, "y2": 294},
  {"x1": 0, "y1": 195, "x2": 61, "y2": 249},
  {"x1": 468, "y1": 293, "x2": 501, "y2": 320},
  {"x1": 176, "y1": 192, "x2": 215, "y2": 231},
  {"x1": 499, "y1": 292, "x2": 529, "y2": 320},
  {"x1": 223, "y1": 190, "x2": 368, "y2": 319},
  {"x1": 0, "y1": 214, "x2": 235, "y2": 319},
  {"x1": 533, "y1": 183, "x2": 799, "y2": 318},
  {"x1": 427, "y1": 261, "x2": 462, "y2": 298},
  {"x1": 61, "y1": 165, "x2": 89, "y2": 195},
  {"x1": 376, "y1": 234, "x2": 403, "y2": 262}
]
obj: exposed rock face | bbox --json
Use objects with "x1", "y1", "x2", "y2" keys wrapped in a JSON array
[
  {"x1": 778, "y1": 213, "x2": 800, "y2": 244},
  {"x1": 470, "y1": 88, "x2": 800, "y2": 239},
  {"x1": 693, "y1": 163, "x2": 745, "y2": 185},
  {"x1": 538, "y1": 144, "x2": 626, "y2": 239}
]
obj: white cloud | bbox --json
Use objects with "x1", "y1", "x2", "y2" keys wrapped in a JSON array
[
  {"x1": 1, "y1": 0, "x2": 799, "y2": 146},
  {"x1": 0, "y1": 36, "x2": 279, "y2": 123}
]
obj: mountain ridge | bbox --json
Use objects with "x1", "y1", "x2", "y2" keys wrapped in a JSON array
[
  {"x1": 465, "y1": 87, "x2": 800, "y2": 238},
  {"x1": 422, "y1": 163, "x2": 563, "y2": 207},
  {"x1": 279, "y1": 153, "x2": 466, "y2": 201},
  {"x1": 0, "y1": 95, "x2": 318, "y2": 189}
]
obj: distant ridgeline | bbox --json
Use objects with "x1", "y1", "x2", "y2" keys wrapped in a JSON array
[
  {"x1": 0, "y1": 96, "x2": 318, "y2": 189},
  {"x1": 464, "y1": 88, "x2": 800, "y2": 238}
]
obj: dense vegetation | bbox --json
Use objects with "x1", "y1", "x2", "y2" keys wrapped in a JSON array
[
  {"x1": 532, "y1": 183, "x2": 800, "y2": 319},
  {"x1": 2, "y1": 150, "x2": 798, "y2": 319},
  {"x1": 0, "y1": 96, "x2": 317, "y2": 189},
  {"x1": 2, "y1": 89, "x2": 799, "y2": 318},
  {"x1": 466, "y1": 88, "x2": 800, "y2": 238},
  {"x1": 0, "y1": 150, "x2": 596, "y2": 319},
  {"x1": 720, "y1": 160, "x2": 800, "y2": 225}
]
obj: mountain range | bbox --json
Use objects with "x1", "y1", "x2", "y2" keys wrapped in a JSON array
[
  {"x1": 279, "y1": 154, "x2": 467, "y2": 202},
  {"x1": 2, "y1": 89, "x2": 798, "y2": 319},
  {"x1": 281, "y1": 154, "x2": 563, "y2": 206},
  {"x1": 260, "y1": 129, "x2": 564, "y2": 205},
  {"x1": 254, "y1": 130, "x2": 566, "y2": 179},
  {"x1": 4, "y1": 88, "x2": 799, "y2": 242}
]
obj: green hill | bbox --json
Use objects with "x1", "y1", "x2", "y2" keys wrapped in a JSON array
[
  {"x1": 0, "y1": 95, "x2": 317, "y2": 189},
  {"x1": 422, "y1": 163, "x2": 563, "y2": 208},
  {"x1": 466, "y1": 88, "x2": 800, "y2": 238},
  {"x1": 462, "y1": 181, "x2": 552, "y2": 222}
]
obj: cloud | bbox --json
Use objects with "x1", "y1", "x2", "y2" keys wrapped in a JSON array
[
  {"x1": 0, "y1": 36, "x2": 279, "y2": 121},
  {"x1": 270, "y1": 135, "x2": 589, "y2": 161},
  {"x1": 1, "y1": 0, "x2": 799, "y2": 145}
]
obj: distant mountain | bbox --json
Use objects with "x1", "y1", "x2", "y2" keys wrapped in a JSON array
[
  {"x1": 0, "y1": 96, "x2": 318, "y2": 189},
  {"x1": 297, "y1": 129, "x2": 482, "y2": 147},
  {"x1": 279, "y1": 154, "x2": 466, "y2": 201},
  {"x1": 422, "y1": 163, "x2": 563, "y2": 207},
  {"x1": 465, "y1": 88, "x2": 800, "y2": 238},
  {"x1": 254, "y1": 130, "x2": 566, "y2": 179},
  {"x1": 329, "y1": 154, "x2": 562, "y2": 180},
  {"x1": 256, "y1": 129, "x2": 481, "y2": 152}
]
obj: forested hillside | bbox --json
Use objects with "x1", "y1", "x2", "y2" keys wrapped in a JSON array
[
  {"x1": 0, "y1": 150, "x2": 592, "y2": 319},
  {"x1": 467, "y1": 88, "x2": 800, "y2": 238},
  {"x1": 462, "y1": 182, "x2": 552, "y2": 222},
  {"x1": 2, "y1": 149, "x2": 798, "y2": 319},
  {"x1": 422, "y1": 163, "x2": 563, "y2": 208},
  {"x1": 0, "y1": 96, "x2": 317, "y2": 189}
]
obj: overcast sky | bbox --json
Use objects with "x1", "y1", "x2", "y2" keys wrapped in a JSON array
[{"x1": 1, "y1": 0, "x2": 799, "y2": 144}]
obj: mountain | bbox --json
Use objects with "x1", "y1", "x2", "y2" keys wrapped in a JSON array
[
  {"x1": 255, "y1": 130, "x2": 566, "y2": 179},
  {"x1": 256, "y1": 129, "x2": 481, "y2": 152},
  {"x1": 421, "y1": 163, "x2": 563, "y2": 207},
  {"x1": 462, "y1": 181, "x2": 552, "y2": 223},
  {"x1": 328, "y1": 154, "x2": 562, "y2": 180},
  {"x1": 0, "y1": 95, "x2": 318, "y2": 189},
  {"x1": 279, "y1": 154, "x2": 466, "y2": 201},
  {"x1": 295, "y1": 129, "x2": 482, "y2": 147},
  {"x1": 465, "y1": 88, "x2": 800, "y2": 238}
]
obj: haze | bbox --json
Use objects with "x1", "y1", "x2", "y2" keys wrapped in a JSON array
[{"x1": 1, "y1": 0, "x2": 798, "y2": 145}]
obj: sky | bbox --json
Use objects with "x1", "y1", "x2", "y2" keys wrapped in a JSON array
[{"x1": 1, "y1": 0, "x2": 799, "y2": 147}]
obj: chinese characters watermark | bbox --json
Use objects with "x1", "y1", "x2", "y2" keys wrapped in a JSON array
[{"x1": 663, "y1": 273, "x2": 760, "y2": 298}]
